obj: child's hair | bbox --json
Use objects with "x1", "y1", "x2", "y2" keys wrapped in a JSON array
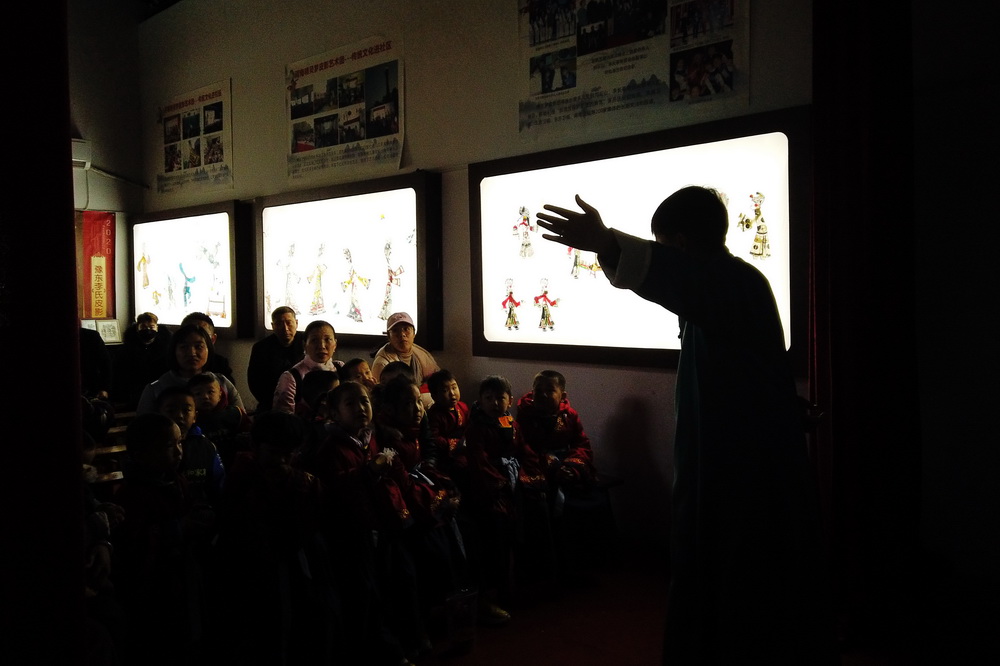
[
  {"x1": 136, "y1": 311, "x2": 158, "y2": 326},
  {"x1": 304, "y1": 319, "x2": 335, "y2": 338},
  {"x1": 380, "y1": 360, "x2": 414, "y2": 382},
  {"x1": 328, "y1": 380, "x2": 369, "y2": 413},
  {"x1": 186, "y1": 373, "x2": 220, "y2": 391},
  {"x1": 251, "y1": 410, "x2": 305, "y2": 454},
  {"x1": 166, "y1": 324, "x2": 215, "y2": 373},
  {"x1": 533, "y1": 369, "x2": 566, "y2": 390},
  {"x1": 650, "y1": 186, "x2": 729, "y2": 251},
  {"x1": 378, "y1": 374, "x2": 419, "y2": 414},
  {"x1": 126, "y1": 413, "x2": 177, "y2": 456},
  {"x1": 427, "y1": 369, "x2": 457, "y2": 396},
  {"x1": 341, "y1": 357, "x2": 369, "y2": 380},
  {"x1": 479, "y1": 374, "x2": 512, "y2": 398},
  {"x1": 299, "y1": 370, "x2": 340, "y2": 414},
  {"x1": 155, "y1": 385, "x2": 196, "y2": 410}
]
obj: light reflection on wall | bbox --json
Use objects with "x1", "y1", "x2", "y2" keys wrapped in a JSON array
[
  {"x1": 261, "y1": 187, "x2": 418, "y2": 336},
  {"x1": 132, "y1": 212, "x2": 233, "y2": 327},
  {"x1": 478, "y1": 132, "x2": 791, "y2": 350}
]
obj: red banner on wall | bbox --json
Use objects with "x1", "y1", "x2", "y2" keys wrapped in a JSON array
[{"x1": 81, "y1": 211, "x2": 115, "y2": 318}]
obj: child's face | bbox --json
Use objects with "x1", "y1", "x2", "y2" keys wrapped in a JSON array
[
  {"x1": 305, "y1": 325, "x2": 336, "y2": 364},
  {"x1": 333, "y1": 387, "x2": 373, "y2": 433},
  {"x1": 532, "y1": 378, "x2": 565, "y2": 414},
  {"x1": 391, "y1": 384, "x2": 425, "y2": 428},
  {"x1": 191, "y1": 380, "x2": 221, "y2": 412},
  {"x1": 160, "y1": 394, "x2": 197, "y2": 438},
  {"x1": 348, "y1": 361, "x2": 375, "y2": 385},
  {"x1": 433, "y1": 379, "x2": 461, "y2": 410},
  {"x1": 480, "y1": 389, "x2": 511, "y2": 419},
  {"x1": 139, "y1": 423, "x2": 184, "y2": 473},
  {"x1": 175, "y1": 332, "x2": 209, "y2": 376}
]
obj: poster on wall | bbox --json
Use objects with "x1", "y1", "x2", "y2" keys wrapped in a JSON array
[
  {"x1": 286, "y1": 36, "x2": 403, "y2": 180},
  {"x1": 76, "y1": 211, "x2": 116, "y2": 319},
  {"x1": 155, "y1": 80, "x2": 234, "y2": 194},
  {"x1": 473, "y1": 129, "x2": 793, "y2": 358},
  {"x1": 261, "y1": 187, "x2": 418, "y2": 336},
  {"x1": 518, "y1": 0, "x2": 749, "y2": 136}
]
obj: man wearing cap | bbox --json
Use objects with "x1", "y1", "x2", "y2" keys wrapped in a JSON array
[{"x1": 371, "y1": 312, "x2": 441, "y2": 399}]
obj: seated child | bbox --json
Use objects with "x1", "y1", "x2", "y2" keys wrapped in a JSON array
[
  {"x1": 370, "y1": 360, "x2": 415, "y2": 419},
  {"x1": 81, "y1": 431, "x2": 123, "y2": 598},
  {"x1": 296, "y1": 369, "x2": 340, "y2": 420},
  {"x1": 296, "y1": 381, "x2": 412, "y2": 664},
  {"x1": 341, "y1": 357, "x2": 377, "y2": 390},
  {"x1": 515, "y1": 370, "x2": 597, "y2": 493},
  {"x1": 426, "y1": 369, "x2": 470, "y2": 462},
  {"x1": 376, "y1": 375, "x2": 463, "y2": 523},
  {"x1": 293, "y1": 372, "x2": 341, "y2": 469},
  {"x1": 460, "y1": 375, "x2": 547, "y2": 625},
  {"x1": 216, "y1": 411, "x2": 334, "y2": 664},
  {"x1": 373, "y1": 375, "x2": 463, "y2": 655},
  {"x1": 188, "y1": 372, "x2": 251, "y2": 469},
  {"x1": 156, "y1": 385, "x2": 225, "y2": 507},
  {"x1": 380, "y1": 359, "x2": 434, "y2": 410},
  {"x1": 113, "y1": 413, "x2": 211, "y2": 662}
]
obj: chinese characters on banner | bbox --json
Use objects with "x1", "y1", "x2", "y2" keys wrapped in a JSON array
[
  {"x1": 79, "y1": 211, "x2": 115, "y2": 319},
  {"x1": 518, "y1": 0, "x2": 748, "y2": 135},
  {"x1": 286, "y1": 36, "x2": 403, "y2": 180},
  {"x1": 156, "y1": 80, "x2": 234, "y2": 194}
]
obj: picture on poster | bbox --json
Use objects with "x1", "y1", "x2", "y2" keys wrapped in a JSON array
[
  {"x1": 155, "y1": 81, "x2": 233, "y2": 193},
  {"x1": 132, "y1": 212, "x2": 234, "y2": 328},
  {"x1": 286, "y1": 38, "x2": 403, "y2": 177},
  {"x1": 518, "y1": 0, "x2": 749, "y2": 135},
  {"x1": 472, "y1": 124, "x2": 801, "y2": 361},
  {"x1": 260, "y1": 188, "x2": 420, "y2": 338}
]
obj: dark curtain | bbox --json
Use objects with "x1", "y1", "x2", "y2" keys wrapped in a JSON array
[
  {"x1": 810, "y1": 2, "x2": 922, "y2": 647},
  {"x1": 0, "y1": 2, "x2": 85, "y2": 662}
]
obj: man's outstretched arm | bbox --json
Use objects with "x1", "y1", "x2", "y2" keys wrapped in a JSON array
[{"x1": 536, "y1": 195, "x2": 621, "y2": 271}]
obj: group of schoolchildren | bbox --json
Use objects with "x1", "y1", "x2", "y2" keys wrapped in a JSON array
[{"x1": 88, "y1": 320, "x2": 598, "y2": 665}]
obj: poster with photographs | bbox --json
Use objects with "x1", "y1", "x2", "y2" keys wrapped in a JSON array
[
  {"x1": 156, "y1": 80, "x2": 233, "y2": 194},
  {"x1": 261, "y1": 187, "x2": 419, "y2": 336},
  {"x1": 518, "y1": 1, "x2": 749, "y2": 135},
  {"x1": 286, "y1": 36, "x2": 403, "y2": 180}
]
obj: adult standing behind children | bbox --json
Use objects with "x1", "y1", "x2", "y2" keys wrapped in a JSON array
[
  {"x1": 371, "y1": 312, "x2": 440, "y2": 406},
  {"x1": 537, "y1": 187, "x2": 833, "y2": 664},
  {"x1": 247, "y1": 306, "x2": 305, "y2": 411},
  {"x1": 114, "y1": 312, "x2": 172, "y2": 411},
  {"x1": 273, "y1": 320, "x2": 343, "y2": 415},
  {"x1": 136, "y1": 323, "x2": 244, "y2": 415}
]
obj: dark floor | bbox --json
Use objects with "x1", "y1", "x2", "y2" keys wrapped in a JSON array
[
  {"x1": 416, "y1": 537, "x2": 925, "y2": 666},
  {"x1": 421, "y1": 539, "x2": 669, "y2": 665}
]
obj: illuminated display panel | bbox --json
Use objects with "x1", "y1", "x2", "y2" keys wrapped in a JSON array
[
  {"x1": 256, "y1": 172, "x2": 442, "y2": 349},
  {"x1": 470, "y1": 108, "x2": 810, "y2": 367},
  {"x1": 131, "y1": 204, "x2": 238, "y2": 329}
]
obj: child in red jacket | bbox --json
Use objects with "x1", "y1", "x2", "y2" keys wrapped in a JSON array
[{"x1": 515, "y1": 369, "x2": 597, "y2": 495}]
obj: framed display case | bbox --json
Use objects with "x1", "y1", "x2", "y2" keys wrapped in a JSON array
[
  {"x1": 130, "y1": 201, "x2": 252, "y2": 337},
  {"x1": 469, "y1": 106, "x2": 811, "y2": 368},
  {"x1": 254, "y1": 170, "x2": 443, "y2": 350}
]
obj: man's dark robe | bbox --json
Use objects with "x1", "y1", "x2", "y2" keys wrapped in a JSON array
[{"x1": 606, "y1": 231, "x2": 833, "y2": 664}]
